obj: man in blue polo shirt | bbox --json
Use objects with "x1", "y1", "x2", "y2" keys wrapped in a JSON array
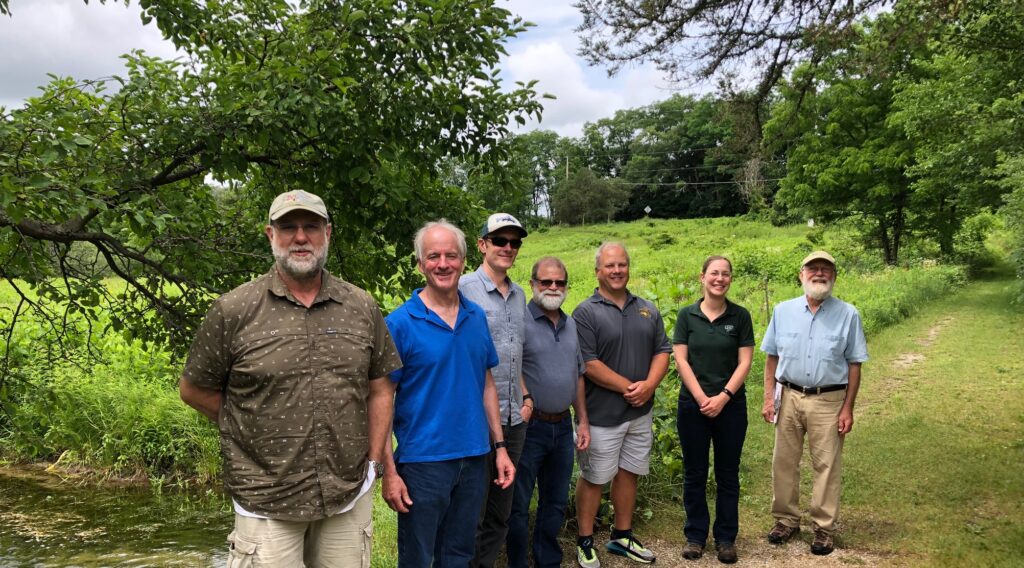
[
  {"x1": 380, "y1": 220, "x2": 516, "y2": 567},
  {"x1": 760, "y1": 251, "x2": 868, "y2": 556}
]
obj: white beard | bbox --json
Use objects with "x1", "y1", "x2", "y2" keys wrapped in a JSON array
[
  {"x1": 802, "y1": 279, "x2": 834, "y2": 302},
  {"x1": 536, "y1": 290, "x2": 566, "y2": 311},
  {"x1": 272, "y1": 240, "x2": 328, "y2": 281}
]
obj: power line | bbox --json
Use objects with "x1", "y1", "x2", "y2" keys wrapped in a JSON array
[{"x1": 605, "y1": 178, "x2": 786, "y2": 187}]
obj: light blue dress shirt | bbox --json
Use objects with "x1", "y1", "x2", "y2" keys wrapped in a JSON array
[
  {"x1": 761, "y1": 295, "x2": 868, "y2": 387},
  {"x1": 459, "y1": 266, "x2": 527, "y2": 426}
]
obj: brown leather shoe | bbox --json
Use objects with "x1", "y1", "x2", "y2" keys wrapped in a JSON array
[
  {"x1": 681, "y1": 541, "x2": 704, "y2": 560},
  {"x1": 766, "y1": 521, "x2": 800, "y2": 544},
  {"x1": 811, "y1": 529, "x2": 834, "y2": 555},
  {"x1": 716, "y1": 542, "x2": 738, "y2": 564}
]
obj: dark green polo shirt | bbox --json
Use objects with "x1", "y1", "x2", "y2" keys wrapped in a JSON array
[{"x1": 672, "y1": 299, "x2": 755, "y2": 401}]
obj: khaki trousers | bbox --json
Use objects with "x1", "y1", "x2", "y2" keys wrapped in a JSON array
[
  {"x1": 771, "y1": 386, "x2": 846, "y2": 533},
  {"x1": 226, "y1": 489, "x2": 373, "y2": 568}
]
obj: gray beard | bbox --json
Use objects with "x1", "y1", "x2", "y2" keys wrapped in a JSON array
[
  {"x1": 272, "y1": 242, "x2": 328, "y2": 281},
  {"x1": 537, "y1": 291, "x2": 566, "y2": 311},
  {"x1": 802, "y1": 280, "x2": 833, "y2": 302}
]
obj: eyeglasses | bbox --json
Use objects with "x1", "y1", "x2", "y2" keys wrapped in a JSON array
[
  {"x1": 274, "y1": 222, "x2": 326, "y2": 237},
  {"x1": 486, "y1": 236, "x2": 523, "y2": 249},
  {"x1": 802, "y1": 264, "x2": 835, "y2": 275},
  {"x1": 534, "y1": 279, "x2": 568, "y2": 288}
]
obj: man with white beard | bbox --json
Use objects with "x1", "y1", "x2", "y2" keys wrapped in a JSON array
[
  {"x1": 179, "y1": 189, "x2": 401, "y2": 567},
  {"x1": 506, "y1": 257, "x2": 591, "y2": 568},
  {"x1": 760, "y1": 251, "x2": 868, "y2": 556}
]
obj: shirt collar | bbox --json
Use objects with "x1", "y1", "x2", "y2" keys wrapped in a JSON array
[
  {"x1": 528, "y1": 299, "x2": 567, "y2": 331},
  {"x1": 803, "y1": 295, "x2": 836, "y2": 312},
  {"x1": 472, "y1": 265, "x2": 511, "y2": 294},
  {"x1": 588, "y1": 287, "x2": 636, "y2": 307},
  {"x1": 685, "y1": 297, "x2": 738, "y2": 320},
  {"x1": 406, "y1": 288, "x2": 478, "y2": 320},
  {"x1": 267, "y1": 267, "x2": 341, "y2": 306}
]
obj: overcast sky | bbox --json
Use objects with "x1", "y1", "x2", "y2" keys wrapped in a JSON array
[{"x1": 0, "y1": 0, "x2": 708, "y2": 137}]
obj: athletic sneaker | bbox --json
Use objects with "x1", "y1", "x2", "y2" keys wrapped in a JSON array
[
  {"x1": 577, "y1": 540, "x2": 601, "y2": 568},
  {"x1": 606, "y1": 533, "x2": 657, "y2": 563}
]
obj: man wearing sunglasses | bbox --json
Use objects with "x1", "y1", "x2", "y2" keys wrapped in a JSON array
[
  {"x1": 507, "y1": 257, "x2": 591, "y2": 568},
  {"x1": 459, "y1": 212, "x2": 532, "y2": 568},
  {"x1": 760, "y1": 251, "x2": 868, "y2": 556}
]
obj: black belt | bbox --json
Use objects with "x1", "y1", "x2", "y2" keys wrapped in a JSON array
[
  {"x1": 533, "y1": 409, "x2": 571, "y2": 423},
  {"x1": 779, "y1": 379, "x2": 846, "y2": 395}
]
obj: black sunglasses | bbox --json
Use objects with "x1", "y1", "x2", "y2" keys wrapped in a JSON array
[
  {"x1": 486, "y1": 236, "x2": 523, "y2": 249},
  {"x1": 535, "y1": 279, "x2": 568, "y2": 288}
]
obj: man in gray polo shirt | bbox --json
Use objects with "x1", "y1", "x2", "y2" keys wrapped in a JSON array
[
  {"x1": 761, "y1": 251, "x2": 868, "y2": 556},
  {"x1": 573, "y1": 242, "x2": 671, "y2": 566},
  {"x1": 459, "y1": 212, "x2": 533, "y2": 568},
  {"x1": 507, "y1": 256, "x2": 591, "y2": 568}
]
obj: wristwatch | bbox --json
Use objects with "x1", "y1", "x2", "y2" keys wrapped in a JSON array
[{"x1": 369, "y1": 460, "x2": 384, "y2": 477}]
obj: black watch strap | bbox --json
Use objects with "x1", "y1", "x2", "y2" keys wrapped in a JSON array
[{"x1": 493, "y1": 440, "x2": 508, "y2": 450}]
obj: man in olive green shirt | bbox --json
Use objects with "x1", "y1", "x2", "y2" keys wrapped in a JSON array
[{"x1": 179, "y1": 190, "x2": 402, "y2": 568}]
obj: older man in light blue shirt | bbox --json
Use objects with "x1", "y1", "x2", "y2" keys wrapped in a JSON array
[
  {"x1": 760, "y1": 251, "x2": 868, "y2": 556},
  {"x1": 460, "y1": 213, "x2": 532, "y2": 568}
]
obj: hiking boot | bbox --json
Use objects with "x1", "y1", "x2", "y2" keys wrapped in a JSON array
[
  {"x1": 577, "y1": 538, "x2": 601, "y2": 568},
  {"x1": 716, "y1": 542, "x2": 738, "y2": 564},
  {"x1": 606, "y1": 533, "x2": 656, "y2": 563},
  {"x1": 766, "y1": 521, "x2": 800, "y2": 544},
  {"x1": 681, "y1": 541, "x2": 704, "y2": 560},
  {"x1": 811, "y1": 528, "x2": 834, "y2": 555}
]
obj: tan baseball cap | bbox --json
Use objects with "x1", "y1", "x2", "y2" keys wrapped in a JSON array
[
  {"x1": 268, "y1": 190, "x2": 329, "y2": 222},
  {"x1": 801, "y1": 250, "x2": 836, "y2": 268}
]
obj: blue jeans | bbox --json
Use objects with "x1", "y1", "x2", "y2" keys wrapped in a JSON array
[
  {"x1": 397, "y1": 455, "x2": 488, "y2": 568},
  {"x1": 676, "y1": 392, "x2": 747, "y2": 545},
  {"x1": 506, "y1": 417, "x2": 575, "y2": 568}
]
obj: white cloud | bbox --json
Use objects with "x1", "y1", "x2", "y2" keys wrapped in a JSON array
[
  {"x1": 0, "y1": 0, "x2": 179, "y2": 108},
  {"x1": 503, "y1": 40, "x2": 673, "y2": 137}
]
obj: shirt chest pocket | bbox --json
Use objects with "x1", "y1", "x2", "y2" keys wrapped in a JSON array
[
  {"x1": 823, "y1": 335, "x2": 846, "y2": 360},
  {"x1": 484, "y1": 308, "x2": 512, "y2": 341},
  {"x1": 777, "y1": 332, "x2": 801, "y2": 357},
  {"x1": 317, "y1": 328, "x2": 373, "y2": 379},
  {"x1": 231, "y1": 325, "x2": 309, "y2": 387}
]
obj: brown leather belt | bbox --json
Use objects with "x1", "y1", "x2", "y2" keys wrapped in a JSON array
[
  {"x1": 532, "y1": 409, "x2": 570, "y2": 423},
  {"x1": 779, "y1": 379, "x2": 846, "y2": 395}
]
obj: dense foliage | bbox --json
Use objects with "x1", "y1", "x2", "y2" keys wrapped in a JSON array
[{"x1": 0, "y1": 0, "x2": 544, "y2": 362}]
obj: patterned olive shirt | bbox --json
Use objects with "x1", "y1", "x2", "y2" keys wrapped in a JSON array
[{"x1": 182, "y1": 269, "x2": 401, "y2": 521}]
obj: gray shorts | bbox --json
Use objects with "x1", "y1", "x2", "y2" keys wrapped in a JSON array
[{"x1": 577, "y1": 410, "x2": 653, "y2": 485}]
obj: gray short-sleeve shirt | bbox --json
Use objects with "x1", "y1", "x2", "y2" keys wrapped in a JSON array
[
  {"x1": 572, "y1": 289, "x2": 672, "y2": 427},
  {"x1": 522, "y1": 300, "x2": 586, "y2": 414}
]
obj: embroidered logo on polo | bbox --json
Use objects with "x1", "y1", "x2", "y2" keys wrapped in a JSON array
[
  {"x1": 723, "y1": 324, "x2": 735, "y2": 332},
  {"x1": 638, "y1": 307, "x2": 651, "y2": 319}
]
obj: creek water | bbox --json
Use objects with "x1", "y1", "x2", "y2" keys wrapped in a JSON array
[{"x1": 0, "y1": 468, "x2": 232, "y2": 567}]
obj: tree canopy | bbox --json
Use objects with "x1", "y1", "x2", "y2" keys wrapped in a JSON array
[{"x1": 0, "y1": 0, "x2": 545, "y2": 357}]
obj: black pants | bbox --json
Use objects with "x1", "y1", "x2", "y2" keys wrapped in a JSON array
[
  {"x1": 472, "y1": 422, "x2": 527, "y2": 567},
  {"x1": 676, "y1": 393, "x2": 748, "y2": 545}
]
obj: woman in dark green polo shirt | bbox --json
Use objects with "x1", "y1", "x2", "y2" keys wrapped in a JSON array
[{"x1": 672, "y1": 256, "x2": 755, "y2": 564}]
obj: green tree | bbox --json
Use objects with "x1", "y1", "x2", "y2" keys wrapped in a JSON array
[
  {"x1": 550, "y1": 168, "x2": 629, "y2": 225},
  {"x1": 766, "y1": 12, "x2": 930, "y2": 264},
  {"x1": 0, "y1": 0, "x2": 545, "y2": 361},
  {"x1": 889, "y1": 0, "x2": 1024, "y2": 255}
]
